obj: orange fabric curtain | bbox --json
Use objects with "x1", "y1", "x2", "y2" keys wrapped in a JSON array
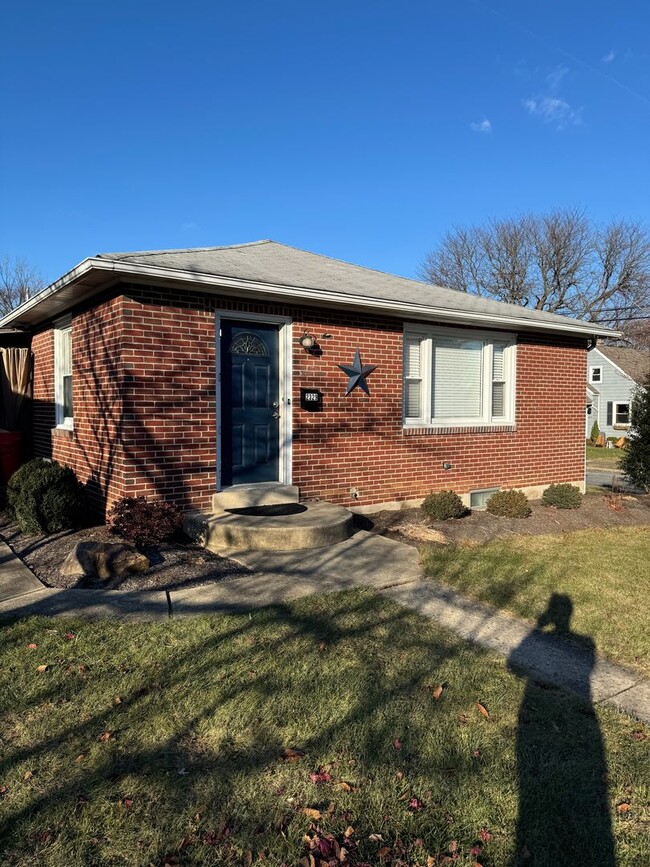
[{"x1": 0, "y1": 347, "x2": 32, "y2": 430}]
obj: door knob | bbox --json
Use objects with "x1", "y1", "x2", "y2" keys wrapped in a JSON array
[{"x1": 271, "y1": 411, "x2": 280, "y2": 419}]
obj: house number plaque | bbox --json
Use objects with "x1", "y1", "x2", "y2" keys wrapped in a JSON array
[{"x1": 300, "y1": 388, "x2": 324, "y2": 412}]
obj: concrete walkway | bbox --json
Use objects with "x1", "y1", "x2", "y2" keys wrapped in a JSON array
[{"x1": 0, "y1": 533, "x2": 648, "y2": 722}]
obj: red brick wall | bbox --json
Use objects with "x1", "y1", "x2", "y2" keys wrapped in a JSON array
[
  {"x1": 32, "y1": 297, "x2": 127, "y2": 512},
  {"x1": 31, "y1": 283, "x2": 587, "y2": 514}
]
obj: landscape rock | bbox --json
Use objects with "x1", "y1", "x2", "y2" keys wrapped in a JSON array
[{"x1": 61, "y1": 542, "x2": 150, "y2": 580}]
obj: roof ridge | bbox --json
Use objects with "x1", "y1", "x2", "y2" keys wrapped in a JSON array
[
  {"x1": 261, "y1": 240, "x2": 436, "y2": 288},
  {"x1": 98, "y1": 240, "x2": 273, "y2": 260}
]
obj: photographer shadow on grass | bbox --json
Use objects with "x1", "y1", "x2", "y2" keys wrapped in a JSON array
[{"x1": 507, "y1": 593, "x2": 615, "y2": 866}]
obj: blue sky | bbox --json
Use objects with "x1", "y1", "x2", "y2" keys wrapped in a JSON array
[{"x1": 1, "y1": 0, "x2": 649, "y2": 284}]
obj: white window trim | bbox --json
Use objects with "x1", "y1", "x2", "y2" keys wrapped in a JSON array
[
  {"x1": 54, "y1": 315, "x2": 73, "y2": 430},
  {"x1": 613, "y1": 401, "x2": 631, "y2": 427},
  {"x1": 402, "y1": 323, "x2": 516, "y2": 428},
  {"x1": 589, "y1": 366, "x2": 602, "y2": 384}
]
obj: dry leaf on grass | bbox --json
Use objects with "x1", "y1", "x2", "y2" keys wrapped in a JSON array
[
  {"x1": 98, "y1": 730, "x2": 113, "y2": 742},
  {"x1": 336, "y1": 781, "x2": 356, "y2": 792},
  {"x1": 73, "y1": 754, "x2": 85, "y2": 764},
  {"x1": 281, "y1": 747, "x2": 305, "y2": 761},
  {"x1": 477, "y1": 702, "x2": 490, "y2": 719},
  {"x1": 617, "y1": 802, "x2": 631, "y2": 813},
  {"x1": 432, "y1": 684, "x2": 444, "y2": 700},
  {"x1": 36, "y1": 664, "x2": 48, "y2": 673},
  {"x1": 302, "y1": 807, "x2": 322, "y2": 820},
  {"x1": 23, "y1": 771, "x2": 33, "y2": 781}
]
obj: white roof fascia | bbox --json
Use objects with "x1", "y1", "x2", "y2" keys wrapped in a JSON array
[{"x1": 0, "y1": 257, "x2": 619, "y2": 338}]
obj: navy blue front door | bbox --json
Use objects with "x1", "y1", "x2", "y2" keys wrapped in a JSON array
[{"x1": 220, "y1": 321, "x2": 280, "y2": 486}]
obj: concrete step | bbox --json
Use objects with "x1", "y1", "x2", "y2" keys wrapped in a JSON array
[
  {"x1": 212, "y1": 483, "x2": 299, "y2": 512},
  {"x1": 184, "y1": 501, "x2": 354, "y2": 552}
]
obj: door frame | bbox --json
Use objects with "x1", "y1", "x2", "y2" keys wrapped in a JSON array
[{"x1": 215, "y1": 310, "x2": 293, "y2": 490}]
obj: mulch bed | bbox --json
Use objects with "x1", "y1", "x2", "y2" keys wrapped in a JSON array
[
  {"x1": 356, "y1": 492, "x2": 650, "y2": 548},
  {"x1": 0, "y1": 515, "x2": 250, "y2": 592}
]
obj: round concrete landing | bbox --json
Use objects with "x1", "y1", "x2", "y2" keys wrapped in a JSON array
[{"x1": 184, "y1": 501, "x2": 354, "y2": 552}]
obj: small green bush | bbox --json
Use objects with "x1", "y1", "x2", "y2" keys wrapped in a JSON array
[
  {"x1": 486, "y1": 489, "x2": 532, "y2": 518},
  {"x1": 107, "y1": 495, "x2": 183, "y2": 546},
  {"x1": 590, "y1": 420, "x2": 600, "y2": 443},
  {"x1": 6, "y1": 458, "x2": 85, "y2": 534},
  {"x1": 421, "y1": 490, "x2": 467, "y2": 521},
  {"x1": 542, "y1": 483, "x2": 583, "y2": 510}
]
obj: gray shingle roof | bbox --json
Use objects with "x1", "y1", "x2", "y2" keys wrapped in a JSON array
[
  {"x1": 97, "y1": 240, "x2": 603, "y2": 333},
  {"x1": 597, "y1": 345, "x2": 650, "y2": 383}
]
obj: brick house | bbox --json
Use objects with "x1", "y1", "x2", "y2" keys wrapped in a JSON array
[{"x1": 0, "y1": 241, "x2": 614, "y2": 516}]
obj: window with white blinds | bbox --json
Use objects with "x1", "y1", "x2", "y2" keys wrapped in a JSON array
[
  {"x1": 403, "y1": 326, "x2": 515, "y2": 426},
  {"x1": 54, "y1": 317, "x2": 74, "y2": 428},
  {"x1": 403, "y1": 335, "x2": 424, "y2": 420}
]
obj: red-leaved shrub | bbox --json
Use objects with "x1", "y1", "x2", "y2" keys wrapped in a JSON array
[{"x1": 107, "y1": 496, "x2": 183, "y2": 546}]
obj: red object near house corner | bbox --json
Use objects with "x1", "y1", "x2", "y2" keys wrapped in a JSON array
[{"x1": 0, "y1": 430, "x2": 22, "y2": 484}]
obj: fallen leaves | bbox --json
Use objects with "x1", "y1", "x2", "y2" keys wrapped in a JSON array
[
  {"x1": 98, "y1": 730, "x2": 113, "y2": 742},
  {"x1": 617, "y1": 802, "x2": 632, "y2": 813},
  {"x1": 301, "y1": 807, "x2": 322, "y2": 820},
  {"x1": 477, "y1": 702, "x2": 490, "y2": 719},
  {"x1": 432, "y1": 684, "x2": 444, "y2": 700},
  {"x1": 36, "y1": 664, "x2": 48, "y2": 673},
  {"x1": 336, "y1": 781, "x2": 356, "y2": 793},
  {"x1": 393, "y1": 738, "x2": 402, "y2": 751},
  {"x1": 64, "y1": 632, "x2": 75, "y2": 641},
  {"x1": 27, "y1": 643, "x2": 38, "y2": 649},
  {"x1": 280, "y1": 747, "x2": 305, "y2": 762},
  {"x1": 23, "y1": 770, "x2": 33, "y2": 781},
  {"x1": 309, "y1": 767, "x2": 332, "y2": 785},
  {"x1": 74, "y1": 754, "x2": 85, "y2": 764}
]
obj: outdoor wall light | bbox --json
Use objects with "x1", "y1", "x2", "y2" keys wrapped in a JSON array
[
  {"x1": 442, "y1": 462, "x2": 453, "y2": 470},
  {"x1": 298, "y1": 330, "x2": 318, "y2": 352}
]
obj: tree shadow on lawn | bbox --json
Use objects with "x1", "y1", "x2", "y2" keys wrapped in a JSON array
[{"x1": 0, "y1": 591, "x2": 627, "y2": 866}]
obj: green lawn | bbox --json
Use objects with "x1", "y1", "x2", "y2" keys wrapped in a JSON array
[
  {"x1": 586, "y1": 444, "x2": 622, "y2": 463},
  {"x1": 421, "y1": 528, "x2": 650, "y2": 675},
  {"x1": 0, "y1": 591, "x2": 648, "y2": 866}
]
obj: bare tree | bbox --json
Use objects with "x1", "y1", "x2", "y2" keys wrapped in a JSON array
[
  {"x1": 0, "y1": 256, "x2": 45, "y2": 317},
  {"x1": 420, "y1": 209, "x2": 650, "y2": 329}
]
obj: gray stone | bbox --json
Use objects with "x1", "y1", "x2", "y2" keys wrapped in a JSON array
[{"x1": 61, "y1": 542, "x2": 150, "y2": 580}]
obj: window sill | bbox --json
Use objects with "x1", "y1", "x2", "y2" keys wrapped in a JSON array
[
  {"x1": 52, "y1": 424, "x2": 74, "y2": 436},
  {"x1": 613, "y1": 424, "x2": 630, "y2": 431},
  {"x1": 403, "y1": 423, "x2": 517, "y2": 436}
]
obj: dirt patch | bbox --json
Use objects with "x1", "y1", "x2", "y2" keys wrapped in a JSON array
[
  {"x1": 356, "y1": 493, "x2": 650, "y2": 548},
  {"x1": 0, "y1": 516, "x2": 250, "y2": 591}
]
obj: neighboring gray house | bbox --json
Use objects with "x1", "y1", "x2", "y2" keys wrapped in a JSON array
[{"x1": 586, "y1": 345, "x2": 649, "y2": 438}]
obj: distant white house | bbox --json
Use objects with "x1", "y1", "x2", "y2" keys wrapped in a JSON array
[{"x1": 586, "y1": 345, "x2": 649, "y2": 438}]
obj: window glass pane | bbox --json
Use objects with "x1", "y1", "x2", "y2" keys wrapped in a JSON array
[
  {"x1": 404, "y1": 381, "x2": 421, "y2": 418},
  {"x1": 492, "y1": 382, "x2": 505, "y2": 417},
  {"x1": 61, "y1": 329, "x2": 72, "y2": 376},
  {"x1": 63, "y1": 375, "x2": 73, "y2": 418},
  {"x1": 404, "y1": 337, "x2": 421, "y2": 377},
  {"x1": 591, "y1": 367, "x2": 601, "y2": 382},
  {"x1": 433, "y1": 338, "x2": 483, "y2": 419},
  {"x1": 492, "y1": 342, "x2": 506, "y2": 381},
  {"x1": 615, "y1": 403, "x2": 630, "y2": 424},
  {"x1": 470, "y1": 488, "x2": 499, "y2": 510}
]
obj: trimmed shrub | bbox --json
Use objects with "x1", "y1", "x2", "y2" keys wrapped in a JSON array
[
  {"x1": 486, "y1": 489, "x2": 532, "y2": 518},
  {"x1": 542, "y1": 483, "x2": 583, "y2": 510},
  {"x1": 6, "y1": 458, "x2": 84, "y2": 534},
  {"x1": 107, "y1": 496, "x2": 183, "y2": 546},
  {"x1": 589, "y1": 420, "x2": 600, "y2": 444},
  {"x1": 421, "y1": 490, "x2": 467, "y2": 521}
]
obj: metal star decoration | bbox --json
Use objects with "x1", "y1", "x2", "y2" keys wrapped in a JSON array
[{"x1": 338, "y1": 349, "x2": 377, "y2": 395}]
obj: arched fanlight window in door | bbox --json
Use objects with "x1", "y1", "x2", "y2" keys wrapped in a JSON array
[{"x1": 228, "y1": 332, "x2": 269, "y2": 356}]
